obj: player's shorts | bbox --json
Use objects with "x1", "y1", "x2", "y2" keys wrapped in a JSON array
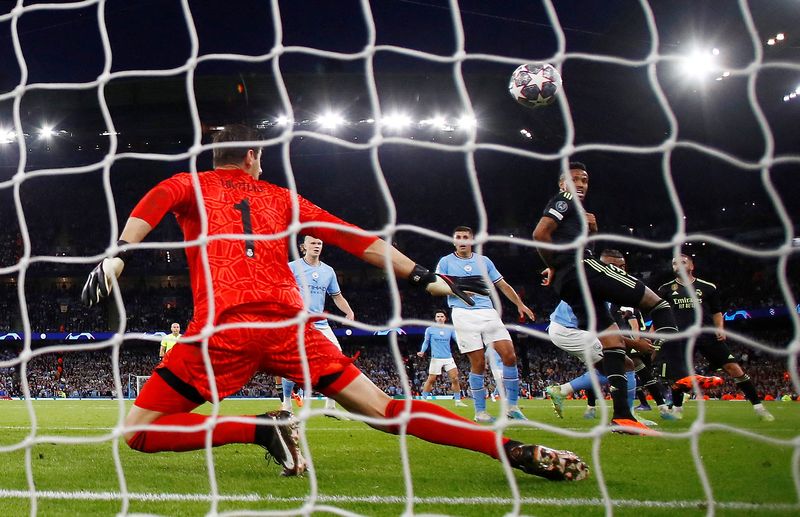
[
  {"x1": 554, "y1": 258, "x2": 646, "y2": 331},
  {"x1": 547, "y1": 321, "x2": 604, "y2": 365},
  {"x1": 451, "y1": 307, "x2": 512, "y2": 354},
  {"x1": 137, "y1": 308, "x2": 353, "y2": 411},
  {"x1": 698, "y1": 339, "x2": 737, "y2": 371},
  {"x1": 314, "y1": 324, "x2": 342, "y2": 350},
  {"x1": 428, "y1": 357, "x2": 458, "y2": 375}
]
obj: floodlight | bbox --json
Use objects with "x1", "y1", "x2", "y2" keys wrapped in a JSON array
[
  {"x1": 38, "y1": 125, "x2": 54, "y2": 139},
  {"x1": 317, "y1": 112, "x2": 345, "y2": 130},
  {"x1": 681, "y1": 50, "x2": 717, "y2": 78},
  {"x1": 381, "y1": 113, "x2": 412, "y2": 130},
  {"x1": 457, "y1": 115, "x2": 477, "y2": 130}
]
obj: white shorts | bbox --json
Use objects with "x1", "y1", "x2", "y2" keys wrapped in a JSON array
[
  {"x1": 451, "y1": 308, "x2": 512, "y2": 354},
  {"x1": 428, "y1": 357, "x2": 458, "y2": 375},
  {"x1": 315, "y1": 325, "x2": 341, "y2": 350},
  {"x1": 548, "y1": 321, "x2": 603, "y2": 365}
]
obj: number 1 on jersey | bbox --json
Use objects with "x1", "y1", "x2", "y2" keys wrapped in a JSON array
[{"x1": 233, "y1": 198, "x2": 256, "y2": 258}]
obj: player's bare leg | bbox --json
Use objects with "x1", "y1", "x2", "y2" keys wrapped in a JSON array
[
  {"x1": 447, "y1": 368, "x2": 468, "y2": 407},
  {"x1": 330, "y1": 367, "x2": 588, "y2": 481}
]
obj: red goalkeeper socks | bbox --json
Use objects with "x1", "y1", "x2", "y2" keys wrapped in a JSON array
[
  {"x1": 384, "y1": 399, "x2": 508, "y2": 460},
  {"x1": 127, "y1": 413, "x2": 255, "y2": 453}
]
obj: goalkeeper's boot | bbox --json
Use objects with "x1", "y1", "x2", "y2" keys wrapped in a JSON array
[
  {"x1": 545, "y1": 385, "x2": 565, "y2": 419},
  {"x1": 674, "y1": 375, "x2": 723, "y2": 391},
  {"x1": 635, "y1": 403, "x2": 652, "y2": 411},
  {"x1": 474, "y1": 411, "x2": 496, "y2": 424},
  {"x1": 754, "y1": 405, "x2": 775, "y2": 422},
  {"x1": 583, "y1": 406, "x2": 597, "y2": 419},
  {"x1": 505, "y1": 442, "x2": 589, "y2": 481},
  {"x1": 507, "y1": 406, "x2": 528, "y2": 420},
  {"x1": 255, "y1": 410, "x2": 306, "y2": 476},
  {"x1": 454, "y1": 399, "x2": 469, "y2": 407},
  {"x1": 610, "y1": 418, "x2": 660, "y2": 436}
]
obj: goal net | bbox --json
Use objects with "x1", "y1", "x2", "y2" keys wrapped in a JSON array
[{"x1": 0, "y1": 1, "x2": 798, "y2": 515}]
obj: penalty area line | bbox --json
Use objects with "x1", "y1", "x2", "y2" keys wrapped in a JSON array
[{"x1": 0, "y1": 490, "x2": 798, "y2": 511}]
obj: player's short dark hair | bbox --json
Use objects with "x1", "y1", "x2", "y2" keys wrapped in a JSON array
[
  {"x1": 559, "y1": 161, "x2": 588, "y2": 182},
  {"x1": 453, "y1": 225, "x2": 473, "y2": 236},
  {"x1": 679, "y1": 253, "x2": 694, "y2": 264},
  {"x1": 600, "y1": 248, "x2": 624, "y2": 259},
  {"x1": 212, "y1": 124, "x2": 263, "y2": 167},
  {"x1": 434, "y1": 309, "x2": 447, "y2": 318}
]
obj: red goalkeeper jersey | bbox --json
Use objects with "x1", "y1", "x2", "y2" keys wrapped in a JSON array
[{"x1": 130, "y1": 168, "x2": 377, "y2": 331}]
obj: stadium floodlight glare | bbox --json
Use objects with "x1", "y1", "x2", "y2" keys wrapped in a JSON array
[
  {"x1": 316, "y1": 112, "x2": 345, "y2": 130},
  {"x1": 456, "y1": 115, "x2": 477, "y2": 130},
  {"x1": 420, "y1": 115, "x2": 447, "y2": 130},
  {"x1": 776, "y1": 33, "x2": 785, "y2": 41},
  {"x1": 767, "y1": 38, "x2": 775, "y2": 45},
  {"x1": 38, "y1": 125, "x2": 55, "y2": 139},
  {"x1": 681, "y1": 49, "x2": 719, "y2": 78},
  {"x1": 0, "y1": 129, "x2": 15, "y2": 144},
  {"x1": 275, "y1": 115, "x2": 290, "y2": 126},
  {"x1": 381, "y1": 113, "x2": 412, "y2": 130}
]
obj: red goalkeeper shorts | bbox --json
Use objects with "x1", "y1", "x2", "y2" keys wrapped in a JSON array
[{"x1": 152, "y1": 309, "x2": 353, "y2": 404}]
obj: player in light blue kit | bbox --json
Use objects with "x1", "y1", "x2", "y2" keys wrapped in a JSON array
[
  {"x1": 284, "y1": 235, "x2": 355, "y2": 416},
  {"x1": 436, "y1": 226, "x2": 535, "y2": 423},
  {"x1": 417, "y1": 310, "x2": 468, "y2": 407}
]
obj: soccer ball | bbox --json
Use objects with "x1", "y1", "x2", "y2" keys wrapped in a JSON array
[{"x1": 508, "y1": 63, "x2": 562, "y2": 108}]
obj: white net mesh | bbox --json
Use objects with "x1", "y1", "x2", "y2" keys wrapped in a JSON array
[{"x1": 0, "y1": 0, "x2": 799, "y2": 515}]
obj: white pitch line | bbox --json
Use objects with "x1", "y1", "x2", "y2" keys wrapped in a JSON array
[{"x1": 0, "y1": 489, "x2": 798, "y2": 511}]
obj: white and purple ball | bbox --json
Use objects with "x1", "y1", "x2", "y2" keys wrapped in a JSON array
[{"x1": 508, "y1": 63, "x2": 562, "y2": 108}]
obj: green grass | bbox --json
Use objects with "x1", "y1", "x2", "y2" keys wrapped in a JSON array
[{"x1": 0, "y1": 399, "x2": 798, "y2": 516}]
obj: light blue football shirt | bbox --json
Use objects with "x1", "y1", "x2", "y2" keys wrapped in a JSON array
[
  {"x1": 549, "y1": 300, "x2": 612, "y2": 330},
  {"x1": 550, "y1": 300, "x2": 579, "y2": 329},
  {"x1": 289, "y1": 258, "x2": 341, "y2": 328},
  {"x1": 435, "y1": 253, "x2": 502, "y2": 310},
  {"x1": 420, "y1": 326, "x2": 456, "y2": 359}
]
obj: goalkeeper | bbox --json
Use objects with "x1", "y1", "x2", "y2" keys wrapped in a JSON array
[{"x1": 81, "y1": 124, "x2": 587, "y2": 481}]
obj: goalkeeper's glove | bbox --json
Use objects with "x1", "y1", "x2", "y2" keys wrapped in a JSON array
[
  {"x1": 407, "y1": 264, "x2": 490, "y2": 307},
  {"x1": 81, "y1": 240, "x2": 128, "y2": 307}
]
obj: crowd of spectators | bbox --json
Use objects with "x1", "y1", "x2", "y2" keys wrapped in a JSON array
[{"x1": 1, "y1": 324, "x2": 796, "y2": 402}]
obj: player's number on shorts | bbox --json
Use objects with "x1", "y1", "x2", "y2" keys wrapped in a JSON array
[{"x1": 233, "y1": 199, "x2": 256, "y2": 258}]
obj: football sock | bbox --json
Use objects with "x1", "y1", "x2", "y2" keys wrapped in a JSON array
[
  {"x1": 645, "y1": 379, "x2": 666, "y2": 406},
  {"x1": 384, "y1": 399, "x2": 508, "y2": 460},
  {"x1": 127, "y1": 413, "x2": 254, "y2": 453},
  {"x1": 282, "y1": 378, "x2": 295, "y2": 404},
  {"x1": 275, "y1": 380, "x2": 284, "y2": 402},
  {"x1": 626, "y1": 370, "x2": 637, "y2": 409},
  {"x1": 422, "y1": 391, "x2": 432, "y2": 400},
  {"x1": 734, "y1": 374, "x2": 761, "y2": 405},
  {"x1": 502, "y1": 364, "x2": 520, "y2": 406},
  {"x1": 453, "y1": 391, "x2": 462, "y2": 401},
  {"x1": 647, "y1": 299, "x2": 678, "y2": 335},
  {"x1": 671, "y1": 387, "x2": 685, "y2": 408},
  {"x1": 636, "y1": 389, "x2": 649, "y2": 406},
  {"x1": 586, "y1": 389, "x2": 597, "y2": 408},
  {"x1": 469, "y1": 372, "x2": 487, "y2": 414},
  {"x1": 603, "y1": 348, "x2": 633, "y2": 419},
  {"x1": 565, "y1": 371, "x2": 608, "y2": 394}
]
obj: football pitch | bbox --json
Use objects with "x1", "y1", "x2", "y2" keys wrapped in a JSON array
[{"x1": 0, "y1": 399, "x2": 797, "y2": 516}]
